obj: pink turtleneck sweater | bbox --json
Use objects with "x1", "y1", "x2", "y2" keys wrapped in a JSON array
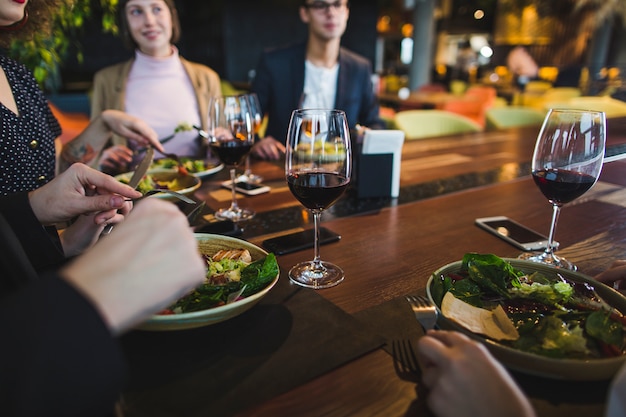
[{"x1": 126, "y1": 47, "x2": 201, "y2": 157}]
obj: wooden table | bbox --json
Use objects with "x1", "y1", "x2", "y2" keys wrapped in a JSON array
[
  {"x1": 122, "y1": 124, "x2": 626, "y2": 417},
  {"x1": 233, "y1": 160, "x2": 626, "y2": 417}
]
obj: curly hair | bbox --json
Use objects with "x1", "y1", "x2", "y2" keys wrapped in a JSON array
[
  {"x1": 0, "y1": 0, "x2": 63, "y2": 48},
  {"x1": 117, "y1": 0, "x2": 181, "y2": 50}
]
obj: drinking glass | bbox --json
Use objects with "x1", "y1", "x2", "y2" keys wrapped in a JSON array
[
  {"x1": 208, "y1": 96, "x2": 256, "y2": 222},
  {"x1": 519, "y1": 109, "x2": 606, "y2": 270},
  {"x1": 238, "y1": 93, "x2": 263, "y2": 184},
  {"x1": 285, "y1": 109, "x2": 352, "y2": 289}
]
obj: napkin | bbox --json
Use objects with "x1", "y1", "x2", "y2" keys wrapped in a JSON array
[{"x1": 362, "y1": 130, "x2": 405, "y2": 197}]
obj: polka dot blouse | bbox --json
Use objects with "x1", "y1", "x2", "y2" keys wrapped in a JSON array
[{"x1": 0, "y1": 55, "x2": 61, "y2": 195}]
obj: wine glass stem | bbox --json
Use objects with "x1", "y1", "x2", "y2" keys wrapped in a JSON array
[
  {"x1": 244, "y1": 155, "x2": 252, "y2": 176},
  {"x1": 229, "y1": 167, "x2": 240, "y2": 211},
  {"x1": 544, "y1": 204, "x2": 561, "y2": 256},
  {"x1": 312, "y1": 211, "x2": 323, "y2": 268}
]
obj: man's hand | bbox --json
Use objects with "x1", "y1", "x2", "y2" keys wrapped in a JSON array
[
  {"x1": 251, "y1": 136, "x2": 286, "y2": 160},
  {"x1": 61, "y1": 199, "x2": 205, "y2": 335}
]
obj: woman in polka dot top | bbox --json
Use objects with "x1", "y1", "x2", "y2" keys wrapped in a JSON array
[{"x1": 0, "y1": 0, "x2": 165, "y2": 196}]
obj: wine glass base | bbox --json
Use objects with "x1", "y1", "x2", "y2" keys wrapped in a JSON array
[
  {"x1": 517, "y1": 251, "x2": 577, "y2": 271},
  {"x1": 289, "y1": 261, "x2": 344, "y2": 289},
  {"x1": 215, "y1": 207, "x2": 255, "y2": 222}
]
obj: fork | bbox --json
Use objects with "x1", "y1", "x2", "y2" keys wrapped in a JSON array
[
  {"x1": 125, "y1": 189, "x2": 196, "y2": 204},
  {"x1": 406, "y1": 295, "x2": 438, "y2": 332},
  {"x1": 391, "y1": 339, "x2": 421, "y2": 381}
]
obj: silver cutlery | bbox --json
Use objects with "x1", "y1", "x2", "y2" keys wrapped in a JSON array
[
  {"x1": 102, "y1": 147, "x2": 154, "y2": 235},
  {"x1": 405, "y1": 295, "x2": 438, "y2": 332},
  {"x1": 391, "y1": 339, "x2": 421, "y2": 381},
  {"x1": 125, "y1": 189, "x2": 196, "y2": 205},
  {"x1": 186, "y1": 201, "x2": 206, "y2": 226}
]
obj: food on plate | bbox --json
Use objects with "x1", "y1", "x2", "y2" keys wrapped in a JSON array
[
  {"x1": 431, "y1": 253, "x2": 626, "y2": 359},
  {"x1": 159, "y1": 249, "x2": 279, "y2": 314},
  {"x1": 152, "y1": 157, "x2": 217, "y2": 174},
  {"x1": 120, "y1": 173, "x2": 188, "y2": 195},
  {"x1": 441, "y1": 292, "x2": 519, "y2": 341}
]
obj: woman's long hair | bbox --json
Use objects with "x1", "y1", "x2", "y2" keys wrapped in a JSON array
[{"x1": 0, "y1": 0, "x2": 61, "y2": 48}]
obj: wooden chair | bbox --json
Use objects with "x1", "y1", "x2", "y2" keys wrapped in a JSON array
[
  {"x1": 394, "y1": 109, "x2": 483, "y2": 140},
  {"x1": 485, "y1": 106, "x2": 546, "y2": 130}
]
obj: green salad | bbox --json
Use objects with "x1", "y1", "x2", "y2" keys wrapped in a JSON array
[
  {"x1": 152, "y1": 158, "x2": 211, "y2": 174},
  {"x1": 431, "y1": 253, "x2": 626, "y2": 359},
  {"x1": 159, "y1": 250, "x2": 279, "y2": 314}
]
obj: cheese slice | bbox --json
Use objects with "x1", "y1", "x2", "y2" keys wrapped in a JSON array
[{"x1": 441, "y1": 292, "x2": 519, "y2": 341}]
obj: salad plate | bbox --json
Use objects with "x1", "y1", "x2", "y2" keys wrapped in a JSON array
[
  {"x1": 137, "y1": 233, "x2": 280, "y2": 331},
  {"x1": 115, "y1": 168, "x2": 201, "y2": 202},
  {"x1": 151, "y1": 158, "x2": 224, "y2": 179},
  {"x1": 426, "y1": 257, "x2": 626, "y2": 380}
]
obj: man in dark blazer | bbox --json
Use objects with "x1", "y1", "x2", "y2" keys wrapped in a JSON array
[
  {"x1": 251, "y1": 0, "x2": 384, "y2": 160},
  {"x1": 0, "y1": 163, "x2": 204, "y2": 417}
]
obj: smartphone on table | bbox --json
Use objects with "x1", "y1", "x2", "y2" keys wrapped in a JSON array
[
  {"x1": 475, "y1": 216, "x2": 558, "y2": 252},
  {"x1": 221, "y1": 180, "x2": 270, "y2": 196},
  {"x1": 262, "y1": 227, "x2": 341, "y2": 255}
]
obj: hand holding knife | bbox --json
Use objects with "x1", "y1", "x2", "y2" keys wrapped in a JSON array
[{"x1": 101, "y1": 147, "x2": 155, "y2": 235}]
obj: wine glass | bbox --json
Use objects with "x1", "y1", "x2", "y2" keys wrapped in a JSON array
[
  {"x1": 238, "y1": 93, "x2": 263, "y2": 184},
  {"x1": 519, "y1": 109, "x2": 606, "y2": 270},
  {"x1": 208, "y1": 95, "x2": 256, "y2": 222},
  {"x1": 285, "y1": 109, "x2": 352, "y2": 289}
]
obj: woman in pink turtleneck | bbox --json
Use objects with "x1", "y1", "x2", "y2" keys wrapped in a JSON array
[{"x1": 91, "y1": 0, "x2": 221, "y2": 175}]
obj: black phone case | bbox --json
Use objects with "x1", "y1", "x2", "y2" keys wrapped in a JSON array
[
  {"x1": 262, "y1": 227, "x2": 341, "y2": 255},
  {"x1": 195, "y1": 220, "x2": 243, "y2": 237}
]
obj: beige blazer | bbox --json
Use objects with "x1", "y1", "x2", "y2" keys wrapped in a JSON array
[{"x1": 90, "y1": 56, "x2": 221, "y2": 149}]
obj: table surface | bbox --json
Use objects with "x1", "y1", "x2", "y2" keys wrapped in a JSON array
[{"x1": 121, "y1": 122, "x2": 626, "y2": 417}]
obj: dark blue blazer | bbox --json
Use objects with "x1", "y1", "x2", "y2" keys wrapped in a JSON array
[{"x1": 251, "y1": 42, "x2": 383, "y2": 143}]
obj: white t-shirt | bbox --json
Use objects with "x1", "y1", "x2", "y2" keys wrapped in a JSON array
[{"x1": 302, "y1": 60, "x2": 339, "y2": 109}]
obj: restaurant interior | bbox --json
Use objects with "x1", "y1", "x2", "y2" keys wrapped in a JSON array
[{"x1": 17, "y1": 0, "x2": 626, "y2": 416}]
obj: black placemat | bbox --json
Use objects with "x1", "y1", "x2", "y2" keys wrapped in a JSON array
[{"x1": 118, "y1": 273, "x2": 385, "y2": 417}]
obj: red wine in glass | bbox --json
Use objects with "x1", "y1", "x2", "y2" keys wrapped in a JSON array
[
  {"x1": 287, "y1": 172, "x2": 349, "y2": 210},
  {"x1": 519, "y1": 109, "x2": 605, "y2": 270},
  {"x1": 209, "y1": 140, "x2": 252, "y2": 166},
  {"x1": 285, "y1": 108, "x2": 351, "y2": 289},
  {"x1": 208, "y1": 95, "x2": 256, "y2": 222},
  {"x1": 532, "y1": 169, "x2": 597, "y2": 205}
]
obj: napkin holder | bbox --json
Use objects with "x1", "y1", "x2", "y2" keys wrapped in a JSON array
[{"x1": 356, "y1": 130, "x2": 405, "y2": 198}]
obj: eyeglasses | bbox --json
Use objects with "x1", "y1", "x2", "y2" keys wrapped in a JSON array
[{"x1": 303, "y1": 1, "x2": 349, "y2": 13}]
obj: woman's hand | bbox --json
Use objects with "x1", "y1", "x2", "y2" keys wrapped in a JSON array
[
  {"x1": 100, "y1": 109, "x2": 163, "y2": 152},
  {"x1": 59, "y1": 110, "x2": 162, "y2": 170},
  {"x1": 251, "y1": 136, "x2": 285, "y2": 160},
  {"x1": 416, "y1": 330, "x2": 536, "y2": 417},
  {"x1": 98, "y1": 144, "x2": 134, "y2": 175},
  {"x1": 29, "y1": 163, "x2": 140, "y2": 226}
]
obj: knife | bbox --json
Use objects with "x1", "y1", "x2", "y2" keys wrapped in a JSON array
[{"x1": 102, "y1": 147, "x2": 155, "y2": 235}]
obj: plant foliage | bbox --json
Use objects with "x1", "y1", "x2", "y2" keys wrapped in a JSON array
[{"x1": 7, "y1": 0, "x2": 118, "y2": 91}]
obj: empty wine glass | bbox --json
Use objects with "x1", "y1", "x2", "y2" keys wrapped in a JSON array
[
  {"x1": 208, "y1": 96, "x2": 256, "y2": 222},
  {"x1": 519, "y1": 109, "x2": 606, "y2": 270},
  {"x1": 285, "y1": 109, "x2": 352, "y2": 289},
  {"x1": 238, "y1": 93, "x2": 263, "y2": 184}
]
